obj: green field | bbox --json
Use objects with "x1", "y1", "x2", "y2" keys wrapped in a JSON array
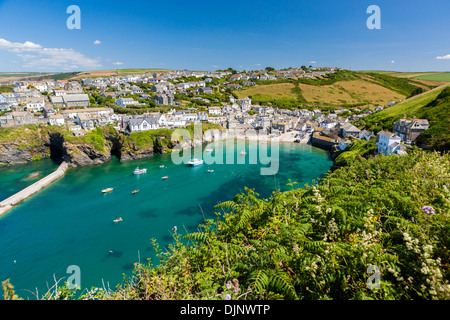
[
  {"x1": 0, "y1": 72, "x2": 50, "y2": 78},
  {"x1": 412, "y1": 72, "x2": 450, "y2": 82},
  {"x1": 359, "y1": 71, "x2": 450, "y2": 82}
]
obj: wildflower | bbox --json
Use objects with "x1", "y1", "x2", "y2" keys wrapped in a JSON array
[
  {"x1": 422, "y1": 206, "x2": 435, "y2": 215},
  {"x1": 224, "y1": 294, "x2": 231, "y2": 300},
  {"x1": 226, "y1": 281, "x2": 232, "y2": 290}
]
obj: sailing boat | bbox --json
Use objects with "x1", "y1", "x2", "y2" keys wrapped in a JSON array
[{"x1": 133, "y1": 166, "x2": 147, "y2": 174}]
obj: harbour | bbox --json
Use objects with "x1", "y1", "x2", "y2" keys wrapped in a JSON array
[{"x1": 0, "y1": 141, "x2": 332, "y2": 298}]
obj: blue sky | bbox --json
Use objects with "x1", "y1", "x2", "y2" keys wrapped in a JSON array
[{"x1": 0, "y1": 0, "x2": 449, "y2": 72}]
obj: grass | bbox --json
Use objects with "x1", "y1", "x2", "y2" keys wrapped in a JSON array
[
  {"x1": 63, "y1": 127, "x2": 108, "y2": 154},
  {"x1": 366, "y1": 83, "x2": 448, "y2": 121},
  {"x1": 233, "y1": 78, "x2": 405, "y2": 107},
  {"x1": 0, "y1": 125, "x2": 41, "y2": 143},
  {"x1": 412, "y1": 72, "x2": 450, "y2": 82},
  {"x1": 234, "y1": 83, "x2": 297, "y2": 100}
]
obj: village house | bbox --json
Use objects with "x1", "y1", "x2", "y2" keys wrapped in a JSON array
[
  {"x1": 207, "y1": 115, "x2": 226, "y2": 125},
  {"x1": 0, "y1": 111, "x2": 36, "y2": 127},
  {"x1": 115, "y1": 97, "x2": 139, "y2": 108},
  {"x1": 77, "y1": 113, "x2": 95, "y2": 130},
  {"x1": 48, "y1": 113, "x2": 65, "y2": 126},
  {"x1": 340, "y1": 123, "x2": 362, "y2": 139},
  {"x1": 376, "y1": 131, "x2": 406, "y2": 155},
  {"x1": 201, "y1": 87, "x2": 214, "y2": 94},
  {"x1": 393, "y1": 115, "x2": 429, "y2": 144},
  {"x1": 229, "y1": 74, "x2": 241, "y2": 81},
  {"x1": 359, "y1": 129, "x2": 374, "y2": 141},
  {"x1": 319, "y1": 118, "x2": 337, "y2": 130},
  {"x1": 50, "y1": 94, "x2": 90, "y2": 108},
  {"x1": 197, "y1": 112, "x2": 208, "y2": 121},
  {"x1": 128, "y1": 117, "x2": 159, "y2": 132},
  {"x1": 227, "y1": 83, "x2": 242, "y2": 90},
  {"x1": 208, "y1": 106, "x2": 223, "y2": 115},
  {"x1": 25, "y1": 97, "x2": 45, "y2": 112},
  {"x1": 152, "y1": 81, "x2": 175, "y2": 93},
  {"x1": 272, "y1": 121, "x2": 291, "y2": 133},
  {"x1": 338, "y1": 138, "x2": 351, "y2": 151},
  {"x1": 153, "y1": 93, "x2": 174, "y2": 106}
]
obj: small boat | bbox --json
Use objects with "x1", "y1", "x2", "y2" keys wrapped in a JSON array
[
  {"x1": 133, "y1": 166, "x2": 147, "y2": 175},
  {"x1": 240, "y1": 151, "x2": 247, "y2": 155},
  {"x1": 132, "y1": 190, "x2": 139, "y2": 194},
  {"x1": 102, "y1": 188, "x2": 113, "y2": 193},
  {"x1": 187, "y1": 158, "x2": 204, "y2": 166},
  {"x1": 161, "y1": 176, "x2": 168, "y2": 180},
  {"x1": 159, "y1": 165, "x2": 164, "y2": 168},
  {"x1": 207, "y1": 169, "x2": 214, "y2": 173},
  {"x1": 113, "y1": 217, "x2": 123, "y2": 223},
  {"x1": 205, "y1": 148, "x2": 213, "y2": 152}
]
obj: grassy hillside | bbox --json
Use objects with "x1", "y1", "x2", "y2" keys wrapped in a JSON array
[
  {"x1": 14, "y1": 151, "x2": 449, "y2": 300},
  {"x1": 360, "y1": 83, "x2": 450, "y2": 150},
  {"x1": 233, "y1": 70, "x2": 428, "y2": 109}
]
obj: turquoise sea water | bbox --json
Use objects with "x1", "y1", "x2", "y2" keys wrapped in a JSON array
[{"x1": 0, "y1": 141, "x2": 332, "y2": 299}]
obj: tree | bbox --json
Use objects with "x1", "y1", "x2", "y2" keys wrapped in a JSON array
[{"x1": 265, "y1": 67, "x2": 275, "y2": 72}]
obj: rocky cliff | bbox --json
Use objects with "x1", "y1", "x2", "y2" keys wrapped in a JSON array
[
  {"x1": 0, "y1": 124, "x2": 225, "y2": 168},
  {"x1": 0, "y1": 126, "x2": 51, "y2": 166}
]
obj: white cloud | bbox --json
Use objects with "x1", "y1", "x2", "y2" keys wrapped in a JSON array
[
  {"x1": 436, "y1": 54, "x2": 450, "y2": 60},
  {"x1": 112, "y1": 61, "x2": 124, "y2": 65},
  {"x1": 391, "y1": 60, "x2": 396, "y2": 63},
  {"x1": 0, "y1": 38, "x2": 101, "y2": 71},
  {"x1": 310, "y1": 61, "x2": 317, "y2": 64},
  {"x1": 93, "y1": 40, "x2": 101, "y2": 45}
]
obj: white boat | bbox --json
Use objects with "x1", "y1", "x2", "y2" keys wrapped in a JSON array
[
  {"x1": 133, "y1": 166, "x2": 147, "y2": 175},
  {"x1": 240, "y1": 150, "x2": 247, "y2": 155},
  {"x1": 159, "y1": 165, "x2": 164, "y2": 168},
  {"x1": 102, "y1": 188, "x2": 113, "y2": 193},
  {"x1": 205, "y1": 148, "x2": 213, "y2": 152},
  {"x1": 207, "y1": 169, "x2": 214, "y2": 173},
  {"x1": 187, "y1": 158, "x2": 204, "y2": 166}
]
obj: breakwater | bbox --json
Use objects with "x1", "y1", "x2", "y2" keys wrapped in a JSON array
[{"x1": 0, "y1": 161, "x2": 68, "y2": 217}]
